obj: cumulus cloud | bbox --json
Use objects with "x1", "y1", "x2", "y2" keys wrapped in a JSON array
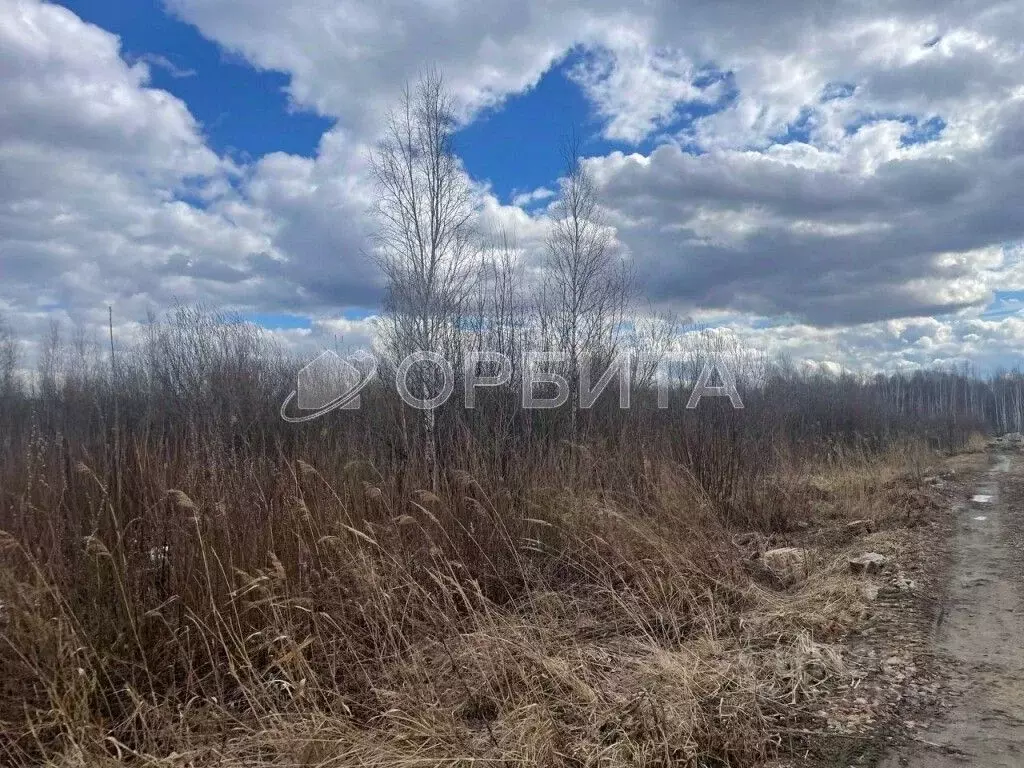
[
  {"x1": 167, "y1": 0, "x2": 1024, "y2": 315},
  {"x1": 166, "y1": 0, "x2": 608, "y2": 133},
  {"x1": 567, "y1": 36, "x2": 713, "y2": 144},
  {"x1": 725, "y1": 311, "x2": 1024, "y2": 374},
  {"x1": 0, "y1": 0, "x2": 386, "y2": 353},
  {"x1": 3, "y1": 0, "x2": 1024, "y2": 372},
  {"x1": 588, "y1": 133, "x2": 1024, "y2": 324},
  {"x1": 0, "y1": 1, "x2": 239, "y2": 339},
  {"x1": 511, "y1": 186, "x2": 555, "y2": 208}
]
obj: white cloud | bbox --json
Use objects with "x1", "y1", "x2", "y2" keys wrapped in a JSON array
[
  {"x1": 166, "y1": 0, "x2": 610, "y2": 133},
  {"x1": 510, "y1": 186, "x2": 555, "y2": 207},
  {"x1": 131, "y1": 53, "x2": 197, "y2": 79},
  {"x1": 737, "y1": 311, "x2": 1024, "y2": 374},
  {"x1": 0, "y1": 2, "x2": 217, "y2": 177},
  {"x1": 0, "y1": 0, "x2": 383, "y2": 356},
  {"x1": 0, "y1": 2, "x2": 253, "y2": 326},
  {"x1": 567, "y1": 35, "x2": 708, "y2": 143},
  {"x1": 4, "y1": 0, "x2": 1024, "y2": 372}
]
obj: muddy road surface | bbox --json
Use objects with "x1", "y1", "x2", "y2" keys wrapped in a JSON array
[{"x1": 882, "y1": 451, "x2": 1024, "y2": 767}]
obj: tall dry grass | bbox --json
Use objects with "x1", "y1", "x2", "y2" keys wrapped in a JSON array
[{"x1": 0, "y1": 310, "x2": 980, "y2": 765}]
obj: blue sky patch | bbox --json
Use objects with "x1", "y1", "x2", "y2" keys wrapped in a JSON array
[
  {"x1": 821, "y1": 82, "x2": 856, "y2": 102},
  {"x1": 750, "y1": 315, "x2": 801, "y2": 330},
  {"x1": 982, "y1": 291, "x2": 1024, "y2": 320},
  {"x1": 900, "y1": 116, "x2": 947, "y2": 147},
  {"x1": 773, "y1": 106, "x2": 817, "y2": 145},
  {"x1": 59, "y1": 0, "x2": 333, "y2": 162},
  {"x1": 455, "y1": 51, "x2": 610, "y2": 203},
  {"x1": 248, "y1": 312, "x2": 313, "y2": 330},
  {"x1": 456, "y1": 53, "x2": 737, "y2": 201},
  {"x1": 665, "y1": 67, "x2": 739, "y2": 153},
  {"x1": 845, "y1": 111, "x2": 946, "y2": 147},
  {"x1": 337, "y1": 307, "x2": 376, "y2": 321}
]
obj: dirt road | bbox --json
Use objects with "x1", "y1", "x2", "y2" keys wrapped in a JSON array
[{"x1": 882, "y1": 451, "x2": 1024, "y2": 767}]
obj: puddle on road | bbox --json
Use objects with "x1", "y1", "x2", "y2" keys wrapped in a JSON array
[
  {"x1": 974, "y1": 515, "x2": 989, "y2": 521},
  {"x1": 972, "y1": 494, "x2": 994, "y2": 503}
]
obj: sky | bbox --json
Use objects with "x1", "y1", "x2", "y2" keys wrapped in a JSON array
[{"x1": 1, "y1": 0, "x2": 1023, "y2": 374}]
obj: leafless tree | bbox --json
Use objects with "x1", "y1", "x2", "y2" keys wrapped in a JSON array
[
  {"x1": 463, "y1": 225, "x2": 531, "y2": 447},
  {"x1": 37, "y1": 319, "x2": 63, "y2": 400},
  {"x1": 0, "y1": 315, "x2": 19, "y2": 400},
  {"x1": 631, "y1": 308, "x2": 680, "y2": 390},
  {"x1": 540, "y1": 136, "x2": 631, "y2": 438},
  {"x1": 369, "y1": 69, "x2": 480, "y2": 488},
  {"x1": 483, "y1": 226, "x2": 529, "y2": 375}
]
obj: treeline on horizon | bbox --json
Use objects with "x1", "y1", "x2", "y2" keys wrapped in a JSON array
[
  {"x1": 0, "y1": 305, "x2": 1021, "y2": 493},
  {"x1": 0, "y1": 65, "x2": 1020, "y2": 524},
  {"x1": 2, "y1": 67, "x2": 1021, "y2": 501}
]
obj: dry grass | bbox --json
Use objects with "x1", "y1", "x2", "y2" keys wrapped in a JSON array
[{"x1": 0, "y1": 424, "x2": 955, "y2": 767}]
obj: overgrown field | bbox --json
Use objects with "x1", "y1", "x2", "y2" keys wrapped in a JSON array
[{"x1": 0, "y1": 311, "x2": 993, "y2": 766}]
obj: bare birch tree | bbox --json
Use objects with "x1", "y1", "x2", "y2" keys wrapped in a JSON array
[
  {"x1": 369, "y1": 69, "x2": 479, "y2": 488},
  {"x1": 0, "y1": 315, "x2": 19, "y2": 400},
  {"x1": 631, "y1": 308, "x2": 680, "y2": 390},
  {"x1": 484, "y1": 226, "x2": 529, "y2": 378},
  {"x1": 540, "y1": 137, "x2": 631, "y2": 438}
]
